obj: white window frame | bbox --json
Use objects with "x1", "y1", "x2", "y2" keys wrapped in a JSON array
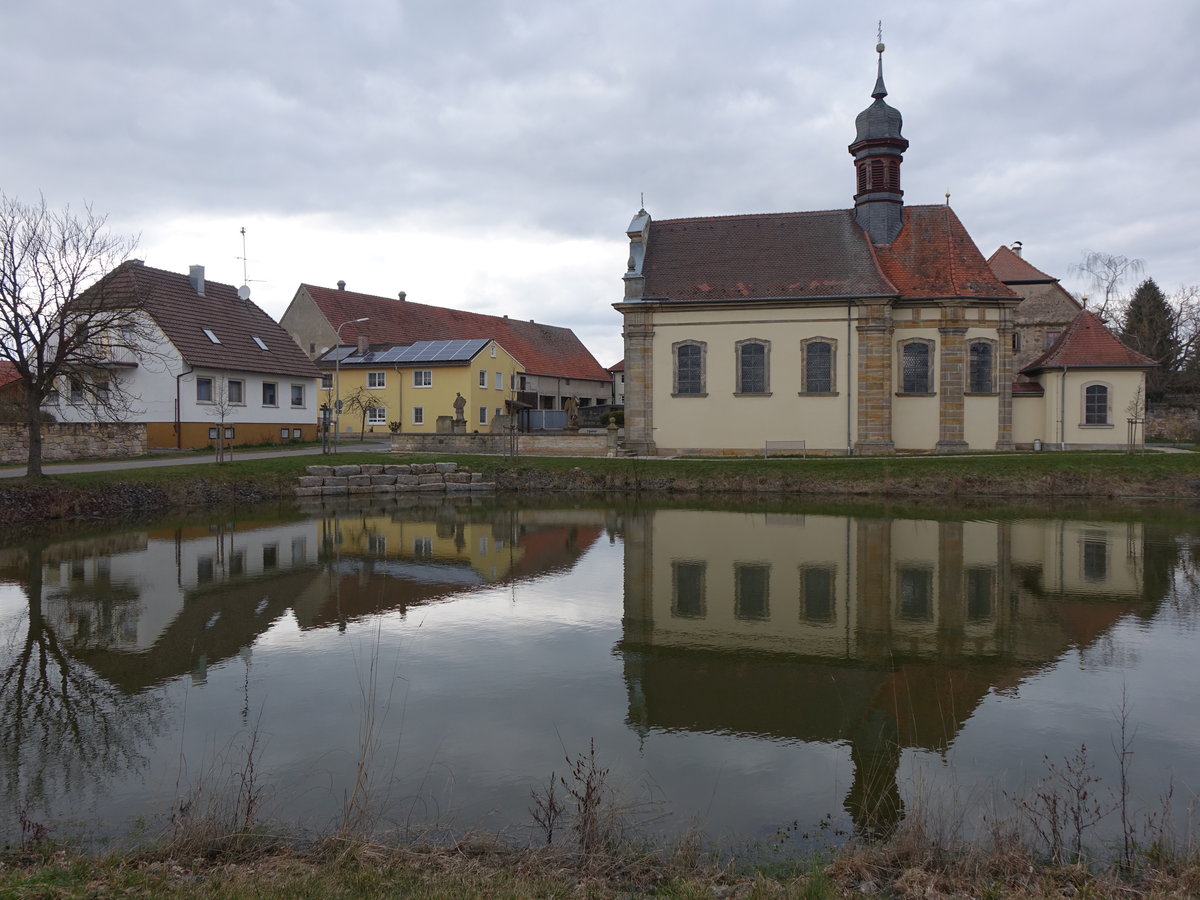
[
  {"x1": 290, "y1": 383, "x2": 306, "y2": 408},
  {"x1": 479, "y1": 369, "x2": 487, "y2": 388},
  {"x1": 413, "y1": 370, "x2": 432, "y2": 388},
  {"x1": 367, "y1": 406, "x2": 388, "y2": 425},
  {"x1": 412, "y1": 406, "x2": 424, "y2": 425},
  {"x1": 495, "y1": 371, "x2": 503, "y2": 390},
  {"x1": 478, "y1": 406, "x2": 487, "y2": 425},
  {"x1": 262, "y1": 382, "x2": 277, "y2": 407},
  {"x1": 367, "y1": 371, "x2": 386, "y2": 389},
  {"x1": 197, "y1": 376, "x2": 214, "y2": 403},
  {"x1": 320, "y1": 373, "x2": 333, "y2": 390}
]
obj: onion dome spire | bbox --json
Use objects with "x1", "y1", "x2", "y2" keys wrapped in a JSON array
[{"x1": 849, "y1": 42, "x2": 909, "y2": 245}]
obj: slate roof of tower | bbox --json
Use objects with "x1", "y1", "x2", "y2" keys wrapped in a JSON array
[
  {"x1": 986, "y1": 245, "x2": 1059, "y2": 284},
  {"x1": 637, "y1": 205, "x2": 1017, "y2": 303},
  {"x1": 1020, "y1": 309, "x2": 1157, "y2": 373},
  {"x1": 83, "y1": 262, "x2": 318, "y2": 378},
  {"x1": 299, "y1": 284, "x2": 610, "y2": 382}
]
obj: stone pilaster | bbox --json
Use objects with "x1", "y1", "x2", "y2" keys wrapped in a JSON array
[
  {"x1": 621, "y1": 307, "x2": 657, "y2": 455},
  {"x1": 854, "y1": 300, "x2": 895, "y2": 454},
  {"x1": 936, "y1": 310, "x2": 968, "y2": 452},
  {"x1": 937, "y1": 521, "x2": 964, "y2": 655},
  {"x1": 855, "y1": 517, "x2": 893, "y2": 662},
  {"x1": 995, "y1": 309, "x2": 1015, "y2": 450}
]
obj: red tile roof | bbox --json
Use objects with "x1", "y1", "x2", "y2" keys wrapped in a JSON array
[
  {"x1": 638, "y1": 206, "x2": 1015, "y2": 303},
  {"x1": 86, "y1": 262, "x2": 318, "y2": 378},
  {"x1": 1011, "y1": 381, "x2": 1045, "y2": 396},
  {"x1": 0, "y1": 361, "x2": 19, "y2": 389},
  {"x1": 608, "y1": 359, "x2": 624, "y2": 372},
  {"x1": 299, "y1": 285, "x2": 610, "y2": 382},
  {"x1": 873, "y1": 207, "x2": 1018, "y2": 300},
  {"x1": 1020, "y1": 309, "x2": 1157, "y2": 373},
  {"x1": 985, "y1": 245, "x2": 1059, "y2": 284}
]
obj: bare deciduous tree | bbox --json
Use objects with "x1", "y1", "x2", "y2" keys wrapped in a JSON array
[
  {"x1": 0, "y1": 193, "x2": 148, "y2": 477},
  {"x1": 1069, "y1": 250, "x2": 1145, "y2": 320}
]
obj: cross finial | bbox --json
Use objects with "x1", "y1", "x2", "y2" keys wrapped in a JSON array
[{"x1": 877, "y1": 21, "x2": 883, "y2": 45}]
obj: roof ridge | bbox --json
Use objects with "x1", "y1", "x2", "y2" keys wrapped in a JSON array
[{"x1": 652, "y1": 209, "x2": 851, "y2": 225}]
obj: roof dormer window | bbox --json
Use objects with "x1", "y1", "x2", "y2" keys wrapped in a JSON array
[
  {"x1": 252, "y1": 336, "x2": 269, "y2": 350},
  {"x1": 203, "y1": 328, "x2": 221, "y2": 344}
]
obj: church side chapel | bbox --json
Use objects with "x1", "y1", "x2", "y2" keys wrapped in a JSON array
[{"x1": 614, "y1": 44, "x2": 1153, "y2": 456}]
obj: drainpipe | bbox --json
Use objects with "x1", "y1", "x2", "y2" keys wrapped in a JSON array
[
  {"x1": 1059, "y1": 366, "x2": 1068, "y2": 450},
  {"x1": 175, "y1": 365, "x2": 193, "y2": 450},
  {"x1": 846, "y1": 298, "x2": 853, "y2": 455}
]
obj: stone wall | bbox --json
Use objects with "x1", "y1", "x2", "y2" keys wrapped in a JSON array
[
  {"x1": 295, "y1": 462, "x2": 495, "y2": 497},
  {"x1": 1146, "y1": 402, "x2": 1200, "y2": 442},
  {"x1": 390, "y1": 430, "x2": 613, "y2": 457},
  {"x1": 0, "y1": 422, "x2": 147, "y2": 464}
]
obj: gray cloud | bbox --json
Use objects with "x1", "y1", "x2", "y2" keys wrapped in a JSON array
[{"x1": 2, "y1": 0, "x2": 1195, "y2": 360}]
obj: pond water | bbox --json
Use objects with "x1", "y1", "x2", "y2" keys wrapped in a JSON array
[{"x1": 1, "y1": 496, "x2": 1197, "y2": 851}]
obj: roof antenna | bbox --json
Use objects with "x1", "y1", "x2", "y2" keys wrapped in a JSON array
[
  {"x1": 236, "y1": 226, "x2": 264, "y2": 299},
  {"x1": 639, "y1": 191, "x2": 646, "y2": 213}
]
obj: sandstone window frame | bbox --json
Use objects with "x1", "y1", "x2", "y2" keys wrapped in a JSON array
[
  {"x1": 672, "y1": 340, "x2": 707, "y2": 397},
  {"x1": 799, "y1": 337, "x2": 837, "y2": 395},
  {"x1": 735, "y1": 338, "x2": 771, "y2": 396},
  {"x1": 1081, "y1": 381, "x2": 1113, "y2": 427},
  {"x1": 897, "y1": 338, "x2": 936, "y2": 395},
  {"x1": 966, "y1": 339, "x2": 997, "y2": 395},
  {"x1": 799, "y1": 564, "x2": 837, "y2": 624}
]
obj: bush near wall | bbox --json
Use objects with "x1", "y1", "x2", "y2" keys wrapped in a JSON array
[{"x1": 0, "y1": 422, "x2": 147, "y2": 464}]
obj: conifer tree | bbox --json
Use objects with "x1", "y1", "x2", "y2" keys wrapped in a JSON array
[{"x1": 1121, "y1": 277, "x2": 1178, "y2": 398}]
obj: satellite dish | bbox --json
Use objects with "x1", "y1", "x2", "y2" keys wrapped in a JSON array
[{"x1": 237, "y1": 285, "x2": 251, "y2": 301}]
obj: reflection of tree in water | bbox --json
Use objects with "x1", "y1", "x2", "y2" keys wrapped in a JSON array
[{"x1": 0, "y1": 544, "x2": 162, "y2": 833}]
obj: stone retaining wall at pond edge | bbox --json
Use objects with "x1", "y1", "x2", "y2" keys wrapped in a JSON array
[
  {"x1": 295, "y1": 462, "x2": 495, "y2": 497},
  {"x1": 0, "y1": 422, "x2": 147, "y2": 464}
]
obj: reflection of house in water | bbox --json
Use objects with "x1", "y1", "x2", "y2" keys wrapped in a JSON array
[
  {"x1": 618, "y1": 509, "x2": 1160, "y2": 835},
  {"x1": 291, "y1": 502, "x2": 606, "y2": 628},
  {"x1": 0, "y1": 519, "x2": 322, "y2": 692}
]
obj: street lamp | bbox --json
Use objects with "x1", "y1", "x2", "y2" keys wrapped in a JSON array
[{"x1": 334, "y1": 316, "x2": 369, "y2": 451}]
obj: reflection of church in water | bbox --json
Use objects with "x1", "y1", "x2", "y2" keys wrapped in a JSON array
[{"x1": 617, "y1": 509, "x2": 1162, "y2": 835}]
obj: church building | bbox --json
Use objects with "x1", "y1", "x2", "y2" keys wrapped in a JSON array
[{"x1": 614, "y1": 45, "x2": 1152, "y2": 455}]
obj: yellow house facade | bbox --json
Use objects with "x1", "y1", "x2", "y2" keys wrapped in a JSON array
[{"x1": 317, "y1": 339, "x2": 522, "y2": 435}]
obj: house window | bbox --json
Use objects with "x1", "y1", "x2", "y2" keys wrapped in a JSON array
[
  {"x1": 801, "y1": 338, "x2": 835, "y2": 393},
  {"x1": 734, "y1": 563, "x2": 770, "y2": 620},
  {"x1": 95, "y1": 380, "x2": 110, "y2": 401},
  {"x1": 69, "y1": 378, "x2": 84, "y2": 403},
  {"x1": 490, "y1": 344, "x2": 497, "y2": 358},
  {"x1": 208, "y1": 427, "x2": 219, "y2": 440},
  {"x1": 413, "y1": 537, "x2": 432, "y2": 559},
  {"x1": 412, "y1": 406, "x2": 424, "y2": 425},
  {"x1": 736, "y1": 339, "x2": 770, "y2": 394},
  {"x1": 202, "y1": 328, "x2": 221, "y2": 344},
  {"x1": 281, "y1": 427, "x2": 290, "y2": 439},
  {"x1": 292, "y1": 428, "x2": 301, "y2": 439},
  {"x1": 479, "y1": 369, "x2": 487, "y2": 388},
  {"x1": 1084, "y1": 383, "x2": 1110, "y2": 425},
  {"x1": 224, "y1": 427, "x2": 234, "y2": 440},
  {"x1": 968, "y1": 341, "x2": 994, "y2": 393},
  {"x1": 290, "y1": 384, "x2": 305, "y2": 407},
  {"x1": 197, "y1": 556, "x2": 214, "y2": 584},
  {"x1": 367, "y1": 406, "x2": 387, "y2": 425},
  {"x1": 230, "y1": 549, "x2": 245, "y2": 576},
  {"x1": 262, "y1": 382, "x2": 277, "y2": 406},
  {"x1": 367, "y1": 371, "x2": 385, "y2": 389},
  {"x1": 671, "y1": 561, "x2": 706, "y2": 618},
  {"x1": 966, "y1": 567, "x2": 993, "y2": 621},
  {"x1": 413, "y1": 370, "x2": 432, "y2": 388},
  {"x1": 227, "y1": 379, "x2": 245, "y2": 405},
  {"x1": 519, "y1": 375, "x2": 527, "y2": 391},
  {"x1": 368, "y1": 534, "x2": 387, "y2": 555},
  {"x1": 673, "y1": 341, "x2": 706, "y2": 395},
  {"x1": 197, "y1": 377, "x2": 213, "y2": 403},
  {"x1": 320, "y1": 373, "x2": 333, "y2": 390},
  {"x1": 263, "y1": 544, "x2": 278, "y2": 569},
  {"x1": 252, "y1": 336, "x2": 269, "y2": 351},
  {"x1": 898, "y1": 567, "x2": 933, "y2": 620},
  {"x1": 1044, "y1": 330, "x2": 1061, "y2": 349},
  {"x1": 495, "y1": 371, "x2": 503, "y2": 390},
  {"x1": 479, "y1": 406, "x2": 487, "y2": 425},
  {"x1": 900, "y1": 340, "x2": 933, "y2": 393},
  {"x1": 800, "y1": 566, "x2": 836, "y2": 622},
  {"x1": 1012, "y1": 332, "x2": 1022, "y2": 353}
]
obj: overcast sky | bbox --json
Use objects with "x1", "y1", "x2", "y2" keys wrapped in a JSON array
[{"x1": 3, "y1": 0, "x2": 1196, "y2": 367}]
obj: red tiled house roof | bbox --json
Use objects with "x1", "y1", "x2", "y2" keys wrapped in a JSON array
[
  {"x1": 608, "y1": 359, "x2": 624, "y2": 372},
  {"x1": 1021, "y1": 309, "x2": 1157, "y2": 373},
  {"x1": 0, "y1": 361, "x2": 19, "y2": 390},
  {"x1": 639, "y1": 206, "x2": 1016, "y2": 303},
  {"x1": 985, "y1": 245, "x2": 1061, "y2": 284},
  {"x1": 299, "y1": 285, "x2": 610, "y2": 382},
  {"x1": 87, "y1": 262, "x2": 318, "y2": 378}
]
